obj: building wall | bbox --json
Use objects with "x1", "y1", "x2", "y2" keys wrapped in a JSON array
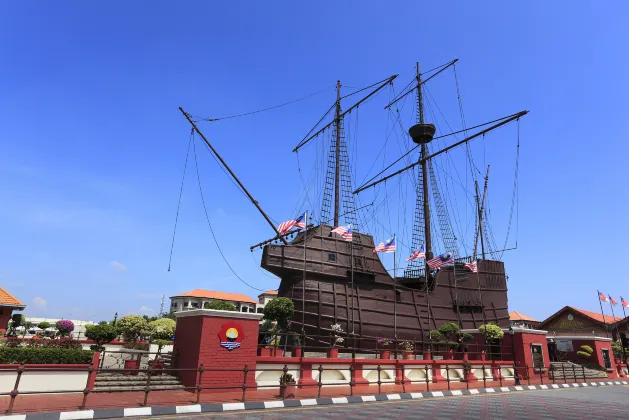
[
  {"x1": 170, "y1": 295, "x2": 276, "y2": 315},
  {"x1": 542, "y1": 309, "x2": 609, "y2": 338},
  {"x1": 0, "y1": 367, "x2": 89, "y2": 393}
]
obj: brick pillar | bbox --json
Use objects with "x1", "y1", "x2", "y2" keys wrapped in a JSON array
[{"x1": 173, "y1": 309, "x2": 263, "y2": 391}]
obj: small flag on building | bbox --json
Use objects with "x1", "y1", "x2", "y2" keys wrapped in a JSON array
[
  {"x1": 374, "y1": 237, "x2": 396, "y2": 254},
  {"x1": 406, "y1": 245, "x2": 425, "y2": 262},
  {"x1": 610, "y1": 296, "x2": 618, "y2": 306},
  {"x1": 331, "y1": 224, "x2": 353, "y2": 241},
  {"x1": 599, "y1": 292, "x2": 608, "y2": 302},
  {"x1": 621, "y1": 297, "x2": 629, "y2": 308},
  {"x1": 277, "y1": 212, "x2": 306, "y2": 235},
  {"x1": 427, "y1": 252, "x2": 454, "y2": 269},
  {"x1": 464, "y1": 260, "x2": 478, "y2": 273}
]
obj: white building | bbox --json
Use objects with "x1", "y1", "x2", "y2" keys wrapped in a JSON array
[
  {"x1": 170, "y1": 289, "x2": 277, "y2": 314},
  {"x1": 23, "y1": 317, "x2": 96, "y2": 340}
]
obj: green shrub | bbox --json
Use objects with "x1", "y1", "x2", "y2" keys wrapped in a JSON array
[
  {"x1": 479, "y1": 323, "x2": 504, "y2": 340},
  {"x1": 460, "y1": 333, "x2": 474, "y2": 343},
  {"x1": 580, "y1": 345, "x2": 593, "y2": 354},
  {"x1": 117, "y1": 315, "x2": 148, "y2": 342},
  {"x1": 37, "y1": 322, "x2": 51, "y2": 330},
  {"x1": 438, "y1": 322, "x2": 460, "y2": 335},
  {"x1": 148, "y1": 318, "x2": 176, "y2": 341},
  {"x1": 85, "y1": 323, "x2": 119, "y2": 347},
  {"x1": 429, "y1": 330, "x2": 441, "y2": 341},
  {"x1": 576, "y1": 350, "x2": 591, "y2": 359},
  {"x1": 263, "y1": 297, "x2": 294, "y2": 331},
  {"x1": 204, "y1": 300, "x2": 237, "y2": 311},
  {"x1": 0, "y1": 348, "x2": 93, "y2": 364}
]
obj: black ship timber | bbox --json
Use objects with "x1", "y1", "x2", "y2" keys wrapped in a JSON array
[{"x1": 180, "y1": 59, "x2": 527, "y2": 347}]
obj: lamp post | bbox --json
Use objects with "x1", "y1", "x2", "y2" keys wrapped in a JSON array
[
  {"x1": 509, "y1": 326, "x2": 521, "y2": 385},
  {"x1": 113, "y1": 312, "x2": 118, "y2": 326}
]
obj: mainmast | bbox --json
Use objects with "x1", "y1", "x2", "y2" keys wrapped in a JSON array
[
  {"x1": 411, "y1": 62, "x2": 436, "y2": 260},
  {"x1": 333, "y1": 80, "x2": 342, "y2": 227}
]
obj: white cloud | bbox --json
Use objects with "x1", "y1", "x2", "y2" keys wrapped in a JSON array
[
  {"x1": 109, "y1": 261, "x2": 128, "y2": 271},
  {"x1": 139, "y1": 306, "x2": 153, "y2": 314},
  {"x1": 33, "y1": 296, "x2": 47, "y2": 310}
]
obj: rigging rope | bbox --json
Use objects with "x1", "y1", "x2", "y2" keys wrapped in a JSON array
[
  {"x1": 195, "y1": 86, "x2": 333, "y2": 122},
  {"x1": 192, "y1": 134, "x2": 267, "y2": 292},
  {"x1": 167, "y1": 130, "x2": 193, "y2": 272},
  {"x1": 498, "y1": 118, "x2": 521, "y2": 260}
]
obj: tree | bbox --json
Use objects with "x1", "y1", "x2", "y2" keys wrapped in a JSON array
[
  {"x1": 117, "y1": 315, "x2": 148, "y2": 342},
  {"x1": 85, "y1": 323, "x2": 119, "y2": 350},
  {"x1": 148, "y1": 318, "x2": 176, "y2": 355},
  {"x1": 204, "y1": 300, "x2": 237, "y2": 311},
  {"x1": 38, "y1": 321, "x2": 51, "y2": 330},
  {"x1": 263, "y1": 297, "x2": 294, "y2": 332},
  {"x1": 161, "y1": 312, "x2": 176, "y2": 320},
  {"x1": 56, "y1": 320, "x2": 75, "y2": 337},
  {"x1": 479, "y1": 323, "x2": 504, "y2": 341}
]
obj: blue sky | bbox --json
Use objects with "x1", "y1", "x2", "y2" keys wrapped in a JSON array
[{"x1": 1, "y1": 1, "x2": 628, "y2": 323}]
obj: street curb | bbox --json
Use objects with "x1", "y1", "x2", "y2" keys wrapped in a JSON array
[{"x1": 2, "y1": 380, "x2": 628, "y2": 419}]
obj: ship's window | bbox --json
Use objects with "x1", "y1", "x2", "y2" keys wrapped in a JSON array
[
  {"x1": 354, "y1": 256, "x2": 363, "y2": 268},
  {"x1": 458, "y1": 306, "x2": 483, "y2": 314},
  {"x1": 328, "y1": 253, "x2": 337, "y2": 262}
]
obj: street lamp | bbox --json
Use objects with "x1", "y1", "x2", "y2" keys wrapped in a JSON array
[
  {"x1": 113, "y1": 312, "x2": 118, "y2": 326},
  {"x1": 509, "y1": 326, "x2": 521, "y2": 385}
]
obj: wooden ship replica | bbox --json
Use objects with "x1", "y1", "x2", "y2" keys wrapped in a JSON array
[{"x1": 180, "y1": 59, "x2": 528, "y2": 349}]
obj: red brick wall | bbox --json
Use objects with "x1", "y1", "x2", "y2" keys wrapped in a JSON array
[
  {"x1": 173, "y1": 314, "x2": 260, "y2": 390},
  {"x1": 0, "y1": 312, "x2": 13, "y2": 333}
]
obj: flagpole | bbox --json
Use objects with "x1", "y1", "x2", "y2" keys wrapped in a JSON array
[
  {"x1": 621, "y1": 297, "x2": 628, "y2": 363},
  {"x1": 393, "y1": 234, "x2": 397, "y2": 340},
  {"x1": 598, "y1": 290, "x2": 609, "y2": 338},
  {"x1": 609, "y1": 295, "x2": 620, "y2": 341}
]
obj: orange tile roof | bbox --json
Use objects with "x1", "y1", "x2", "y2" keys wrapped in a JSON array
[
  {"x1": 260, "y1": 290, "x2": 278, "y2": 296},
  {"x1": 0, "y1": 287, "x2": 24, "y2": 307},
  {"x1": 571, "y1": 307, "x2": 624, "y2": 324},
  {"x1": 509, "y1": 311, "x2": 539, "y2": 322},
  {"x1": 172, "y1": 289, "x2": 257, "y2": 304}
]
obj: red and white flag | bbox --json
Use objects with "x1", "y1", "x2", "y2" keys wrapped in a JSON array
[
  {"x1": 599, "y1": 292, "x2": 608, "y2": 302},
  {"x1": 621, "y1": 297, "x2": 629, "y2": 308},
  {"x1": 331, "y1": 225, "x2": 353, "y2": 242},
  {"x1": 406, "y1": 245, "x2": 425, "y2": 262},
  {"x1": 464, "y1": 261, "x2": 478, "y2": 273},
  {"x1": 277, "y1": 212, "x2": 306, "y2": 235},
  {"x1": 609, "y1": 296, "x2": 618, "y2": 306}
]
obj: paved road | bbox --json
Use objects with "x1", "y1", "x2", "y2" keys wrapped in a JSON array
[{"x1": 131, "y1": 386, "x2": 629, "y2": 419}]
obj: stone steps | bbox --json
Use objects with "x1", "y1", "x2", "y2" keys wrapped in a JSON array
[
  {"x1": 549, "y1": 362, "x2": 608, "y2": 379},
  {"x1": 94, "y1": 373, "x2": 185, "y2": 392}
]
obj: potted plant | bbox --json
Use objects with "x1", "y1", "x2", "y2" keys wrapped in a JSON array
[
  {"x1": 292, "y1": 333, "x2": 303, "y2": 358},
  {"x1": 279, "y1": 372, "x2": 296, "y2": 399},
  {"x1": 461, "y1": 360, "x2": 475, "y2": 382},
  {"x1": 426, "y1": 330, "x2": 441, "y2": 359},
  {"x1": 479, "y1": 323, "x2": 504, "y2": 360},
  {"x1": 328, "y1": 324, "x2": 344, "y2": 358},
  {"x1": 401, "y1": 341, "x2": 414, "y2": 360},
  {"x1": 85, "y1": 322, "x2": 119, "y2": 353},
  {"x1": 377, "y1": 338, "x2": 392, "y2": 359},
  {"x1": 262, "y1": 298, "x2": 295, "y2": 357}
]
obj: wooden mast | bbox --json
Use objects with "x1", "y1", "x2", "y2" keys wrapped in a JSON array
[
  {"x1": 179, "y1": 107, "x2": 289, "y2": 245},
  {"x1": 333, "y1": 80, "x2": 342, "y2": 227},
  {"x1": 417, "y1": 63, "x2": 433, "y2": 261}
]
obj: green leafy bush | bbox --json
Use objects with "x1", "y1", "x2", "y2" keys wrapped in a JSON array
[
  {"x1": 576, "y1": 350, "x2": 592, "y2": 359},
  {"x1": 438, "y1": 322, "x2": 460, "y2": 335},
  {"x1": 263, "y1": 297, "x2": 294, "y2": 331},
  {"x1": 117, "y1": 315, "x2": 148, "y2": 342},
  {"x1": 85, "y1": 323, "x2": 119, "y2": 349},
  {"x1": 38, "y1": 322, "x2": 51, "y2": 330},
  {"x1": 122, "y1": 342, "x2": 149, "y2": 351},
  {"x1": 479, "y1": 323, "x2": 504, "y2": 340},
  {"x1": 204, "y1": 300, "x2": 237, "y2": 311},
  {"x1": 0, "y1": 348, "x2": 93, "y2": 364},
  {"x1": 429, "y1": 330, "x2": 441, "y2": 341},
  {"x1": 580, "y1": 345, "x2": 593, "y2": 354},
  {"x1": 148, "y1": 318, "x2": 176, "y2": 340},
  {"x1": 460, "y1": 333, "x2": 474, "y2": 343}
]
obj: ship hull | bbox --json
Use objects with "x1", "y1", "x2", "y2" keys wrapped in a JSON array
[{"x1": 261, "y1": 225, "x2": 509, "y2": 350}]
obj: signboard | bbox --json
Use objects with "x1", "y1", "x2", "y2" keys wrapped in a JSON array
[
  {"x1": 556, "y1": 339, "x2": 573, "y2": 352},
  {"x1": 218, "y1": 321, "x2": 244, "y2": 351}
]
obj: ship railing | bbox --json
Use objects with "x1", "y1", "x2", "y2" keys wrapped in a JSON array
[{"x1": 4, "y1": 357, "x2": 622, "y2": 415}]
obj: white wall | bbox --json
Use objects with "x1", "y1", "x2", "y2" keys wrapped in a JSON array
[{"x1": 0, "y1": 370, "x2": 88, "y2": 393}]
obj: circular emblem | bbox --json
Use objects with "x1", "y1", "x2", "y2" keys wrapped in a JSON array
[
  {"x1": 567, "y1": 314, "x2": 574, "y2": 321},
  {"x1": 218, "y1": 321, "x2": 244, "y2": 351}
]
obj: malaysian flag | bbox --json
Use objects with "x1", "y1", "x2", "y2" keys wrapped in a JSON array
[
  {"x1": 277, "y1": 212, "x2": 306, "y2": 235},
  {"x1": 331, "y1": 224, "x2": 353, "y2": 241},
  {"x1": 427, "y1": 252, "x2": 454, "y2": 269},
  {"x1": 406, "y1": 245, "x2": 425, "y2": 262},
  {"x1": 373, "y1": 237, "x2": 396, "y2": 254},
  {"x1": 599, "y1": 292, "x2": 608, "y2": 302},
  {"x1": 610, "y1": 295, "x2": 618, "y2": 306},
  {"x1": 622, "y1": 297, "x2": 629, "y2": 308},
  {"x1": 464, "y1": 260, "x2": 478, "y2": 273}
]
